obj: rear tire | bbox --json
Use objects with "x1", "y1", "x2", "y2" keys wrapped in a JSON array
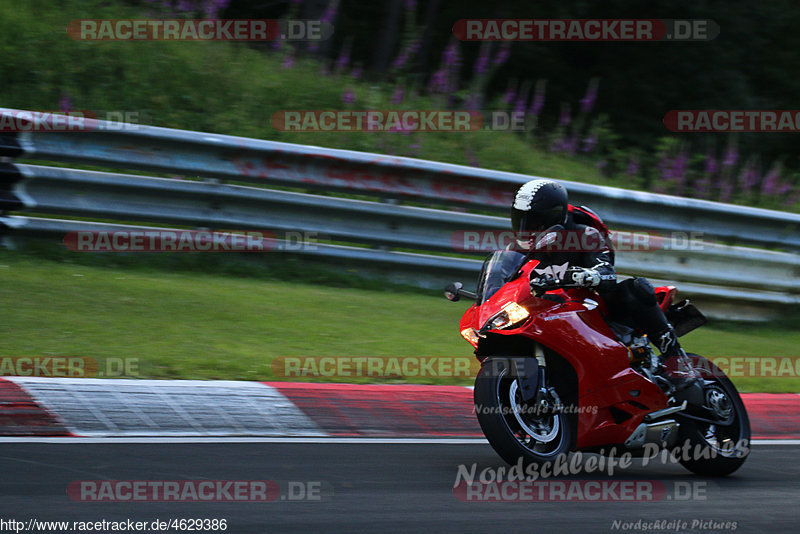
[
  {"x1": 675, "y1": 354, "x2": 750, "y2": 476},
  {"x1": 474, "y1": 357, "x2": 572, "y2": 467}
]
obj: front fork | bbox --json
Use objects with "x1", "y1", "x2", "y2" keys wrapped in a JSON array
[{"x1": 510, "y1": 345, "x2": 563, "y2": 416}]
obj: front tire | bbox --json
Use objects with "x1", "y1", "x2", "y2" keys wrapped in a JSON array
[
  {"x1": 474, "y1": 357, "x2": 572, "y2": 467},
  {"x1": 675, "y1": 354, "x2": 751, "y2": 476}
]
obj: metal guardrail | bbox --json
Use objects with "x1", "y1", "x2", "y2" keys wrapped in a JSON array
[
  {"x1": 3, "y1": 215, "x2": 798, "y2": 313},
  {"x1": 1, "y1": 108, "x2": 799, "y2": 316},
  {"x1": 2, "y1": 108, "x2": 799, "y2": 251},
  {"x1": 3, "y1": 163, "x2": 799, "y2": 295}
]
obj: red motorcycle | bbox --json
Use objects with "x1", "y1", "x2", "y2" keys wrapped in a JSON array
[{"x1": 445, "y1": 234, "x2": 750, "y2": 476}]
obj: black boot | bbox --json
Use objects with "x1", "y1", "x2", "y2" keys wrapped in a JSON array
[{"x1": 654, "y1": 327, "x2": 698, "y2": 391}]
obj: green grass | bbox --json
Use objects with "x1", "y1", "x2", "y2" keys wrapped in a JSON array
[{"x1": 1, "y1": 249, "x2": 798, "y2": 392}]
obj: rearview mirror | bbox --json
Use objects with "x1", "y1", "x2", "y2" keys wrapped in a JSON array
[
  {"x1": 444, "y1": 282, "x2": 477, "y2": 301},
  {"x1": 444, "y1": 282, "x2": 463, "y2": 301}
]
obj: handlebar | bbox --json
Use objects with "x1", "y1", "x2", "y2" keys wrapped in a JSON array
[{"x1": 529, "y1": 274, "x2": 583, "y2": 295}]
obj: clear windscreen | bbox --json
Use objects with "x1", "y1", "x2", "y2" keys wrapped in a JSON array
[{"x1": 476, "y1": 250, "x2": 527, "y2": 304}]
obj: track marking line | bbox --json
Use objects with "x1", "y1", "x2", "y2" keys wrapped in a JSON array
[{"x1": 0, "y1": 437, "x2": 796, "y2": 445}]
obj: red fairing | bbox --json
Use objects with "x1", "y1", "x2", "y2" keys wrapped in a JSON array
[
  {"x1": 655, "y1": 285, "x2": 677, "y2": 311},
  {"x1": 460, "y1": 258, "x2": 672, "y2": 450}
]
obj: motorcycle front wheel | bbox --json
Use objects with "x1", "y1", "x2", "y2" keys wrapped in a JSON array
[{"x1": 473, "y1": 357, "x2": 572, "y2": 467}]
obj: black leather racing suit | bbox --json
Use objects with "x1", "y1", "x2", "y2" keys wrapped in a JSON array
[{"x1": 525, "y1": 214, "x2": 678, "y2": 354}]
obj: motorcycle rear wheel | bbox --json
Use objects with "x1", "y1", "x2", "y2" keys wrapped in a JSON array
[{"x1": 674, "y1": 354, "x2": 751, "y2": 476}]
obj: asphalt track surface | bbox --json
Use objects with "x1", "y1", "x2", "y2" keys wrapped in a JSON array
[{"x1": 0, "y1": 440, "x2": 797, "y2": 534}]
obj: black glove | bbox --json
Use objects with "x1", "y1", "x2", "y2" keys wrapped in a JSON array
[{"x1": 530, "y1": 273, "x2": 560, "y2": 292}]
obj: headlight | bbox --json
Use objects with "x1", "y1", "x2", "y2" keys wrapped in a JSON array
[
  {"x1": 483, "y1": 302, "x2": 530, "y2": 331},
  {"x1": 460, "y1": 328, "x2": 481, "y2": 348}
]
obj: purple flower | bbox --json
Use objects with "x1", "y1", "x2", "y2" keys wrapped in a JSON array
[
  {"x1": 704, "y1": 154, "x2": 717, "y2": 176},
  {"x1": 529, "y1": 80, "x2": 546, "y2": 116},
  {"x1": 581, "y1": 133, "x2": 598, "y2": 153},
  {"x1": 596, "y1": 160, "x2": 607, "y2": 171},
  {"x1": 777, "y1": 181, "x2": 793, "y2": 196},
  {"x1": 492, "y1": 43, "x2": 510, "y2": 66},
  {"x1": 391, "y1": 39, "x2": 420, "y2": 70},
  {"x1": 626, "y1": 157, "x2": 639, "y2": 176},
  {"x1": 59, "y1": 93, "x2": 72, "y2": 113},
  {"x1": 350, "y1": 65, "x2": 362, "y2": 79},
  {"x1": 760, "y1": 163, "x2": 781, "y2": 196},
  {"x1": 738, "y1": 163, "x2": 760, "y2": 195},
  {"x1": 473, "y1": 44, "x2": 490, "y2": 76},
  {"x1": 281, "y1": 50, "x2": 295, "y2": 69},
  {"x1": 501, "y1": 82, "x2": 516, "y2": 105},
  {"x1": 341, "y1": 88, "x2": 356, "y2": 104},
  {"x1": 465, "y1": 148, "x2": 480, "y2": 167},
  {"x1": 513, "y1": 85, "x2": 529, "y2": 115},
  {"x1": 463, "y1": 93, "x2": 481, "y2": 110},
  {"x1": 202, "y1": 0, "x2": 231, "y2": 17},
  {"x1": 319, "y1": 0, "x2": 338, "y2": 24},
  {"x1": 558, "y1": 104, "x2": 571, "y2": 127},
  {"x1": 550, "y1": 135, "x2": 577, "y2": 154},
  {"x1": 580, "y1": 79, "x2": 599, "y2": 114},
  {"x1": 722, "y1": 144, "x2": 738, "y2": 167},
  {"x1": 655, "y1": 152, "x2": 675, "y2": 193},
  {"x1": 443, "y1": 42, "x2": 462, "y2": 93},
  {"x1": 718, "y1": 178, "x2": 734, "y2": 202},
  {"x1": 404, "y1": 0, "x2": 416, "y2": 10},
  {"x1": 442, "y1": 42, "x2": 459, "y2": 67},
  {"x1": 564, "y1": 134, "x2": 579, "y2": 155},
  {"x1": 391, "y1": 85, "x2": 405, "y2": 105},
  {"x1": 428, "y1": 41, "x2": 461, "y2": 94},
  {"x1": 427, "y1": 69, "x2": 448, "y2": 94},
  {"x1": 335, "y1": 41, "x2": 352, "y2": 73},
  {"x1": 392, "y1": 52, "x2": 409, "y2": 70},
  {"x1": 694, "y1": 177, "x2": 711, "y2": 199},
  {"x1": 672, "y1": 149, "x2": 689, "y2": 195}
]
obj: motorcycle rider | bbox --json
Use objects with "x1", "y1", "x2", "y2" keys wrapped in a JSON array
[{"x1": 510, "y1": 178, "x2": 696, "y2": 391}]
